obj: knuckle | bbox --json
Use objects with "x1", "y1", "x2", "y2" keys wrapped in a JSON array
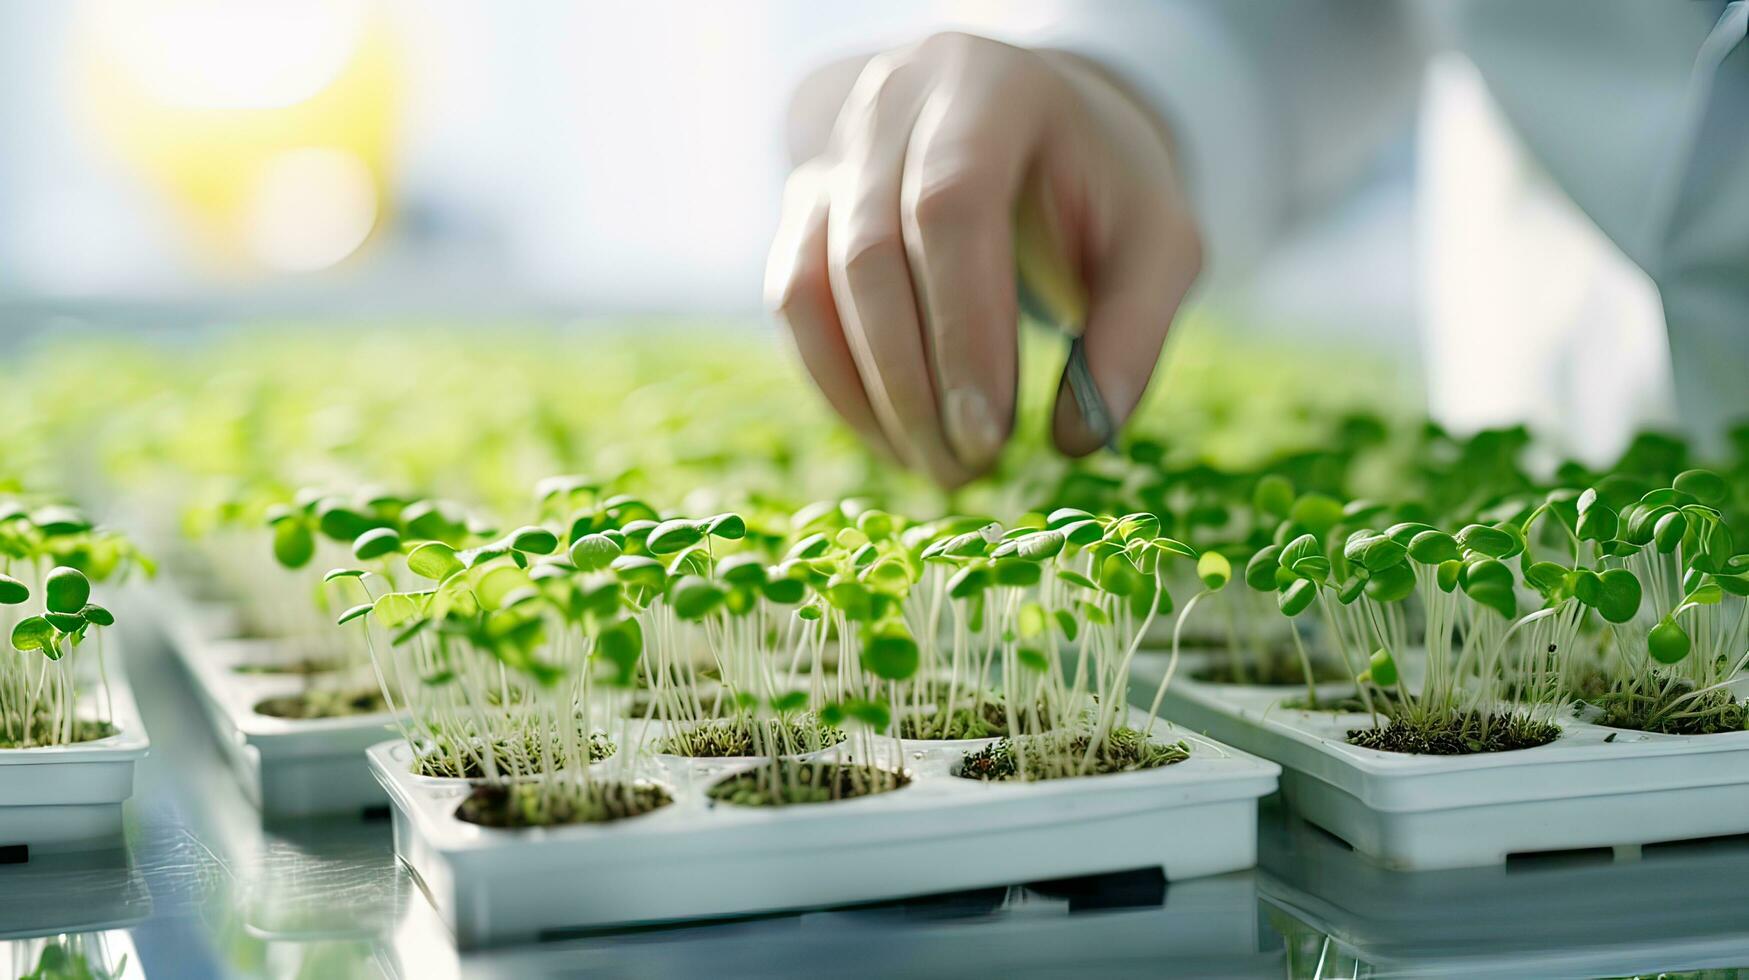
[
  {"x1": 906, "y1": 169, "x2": 988, "y2": 234},
  {"x1": 834, "y1": 229, "x2": 904, "y2": 283}
]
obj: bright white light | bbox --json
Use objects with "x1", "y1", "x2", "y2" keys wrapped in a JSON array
[
  {"x1": 244, "y1": 147, "x2": 378, "y2": 272},
  {"x1": 89, "y1": 0, "x2": 366, "y2": 109}
]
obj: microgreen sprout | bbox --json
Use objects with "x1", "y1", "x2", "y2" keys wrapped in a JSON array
[{"x1": 1, "y1": 500, "x2": 142, "y2": 748}]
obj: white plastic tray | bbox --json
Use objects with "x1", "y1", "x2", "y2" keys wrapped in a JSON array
[
  {"x1": 370, "y1": 719, "x2": 1280, "y2": 948},
  {"x1": 150, "y1": 585, "x2": 399, "y2": 819},
  {"x1": 1137, "y1": 652, "x2": 1749, "y2": 870},
  {"x1": 1260, "y1": 805, "x2": 1749, "y2": 977},
  {"x1": 0, "y1": 659, "x2": 149, "y2": 860}
]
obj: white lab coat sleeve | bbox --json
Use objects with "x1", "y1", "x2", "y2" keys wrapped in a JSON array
[{"x1": 1023, "y1": 0, "x2": 1426, "y2": 285}]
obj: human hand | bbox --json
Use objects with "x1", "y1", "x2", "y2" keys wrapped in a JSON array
[{"x1": 765, "y1": 32, "x2": 1202, "y2": 486}]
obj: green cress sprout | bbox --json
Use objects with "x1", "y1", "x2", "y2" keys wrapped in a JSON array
[
  {"x1": 1, "y1": 500, "x2": 144, "y2": 747},
  {"x1": 1573, "y1": 470, "x2": 1749, "y2": 733}
]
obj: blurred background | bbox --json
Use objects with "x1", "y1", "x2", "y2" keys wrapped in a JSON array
[{"x1": 0, "y1": 0, "x2": 1675, "y2": 462}]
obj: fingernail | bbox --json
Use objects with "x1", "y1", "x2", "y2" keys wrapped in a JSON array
[{"x1": 944, "y1": 387, "x2": 1004, "y2": 469}]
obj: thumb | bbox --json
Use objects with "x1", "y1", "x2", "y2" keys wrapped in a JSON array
[{"x1": 1051, "y1": 219, "x2": 1201, "y2": 456}]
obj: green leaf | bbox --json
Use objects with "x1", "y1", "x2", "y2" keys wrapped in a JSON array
[
  {"x1": 1231, "y1": 550, "x2": 1276, "y2": 599},
  {"x1": 1436, "y1": 559, "x2": 1462, "y2": 593},
  {"x1": 1462, "y1": 559, "x2": 1516, "y2": 618},
  {"x1": 1716, "y1": 573, "x2": 1749, "y2": 598},
  {"x1": 1152, "y1": 537, "x2": 1197, "y2": 560},
  {"x1": 704, "y1": 513, "x2": 747, "y2": 540},
  {"x1": 1114, "y1": 513, "x2": 1160, "y2": 542},
  {"x1": 1337, "y1": 575, "x2": 1365, "y2": 605},
  {"x1": 1648, "y1": 619, "x2": 1690, "y2": 664},
  {"x1": 1046, "y1": 507, "x2": 1095, "y2": 528},
  {"x1": 1278, "y1": 579, "x2": 1316, "y2": 617},
  {"x1": 0, "y1": 574, "x2": 28, "y2": 605},
  {"x1": 861, "y1": 623, "x2": 919, "y2": 681},
  {"x1": 406, "y1": 542, "x2": 464, "y2": 580},
  {"x1": 476, "y1": 565, "x2": 533, "y2": 610},
  {"x1": 1364, "y1": 563, "x2": 1415, "y2": 603},
  {"x1": 273, "y1": 520, "x2": 315, "y2": 569},
  {"x1": 611, "y1": 554, "x2": 667, "y2": 590},
  {"x1": 1058, "y1": 520, "x2": 1103, "y2": 547},
  {"x1": 948, "y1": 564, "x2": 992, "y2": 599},
  {"x1": 1056, "y1": 569, "x2": 1098, "y2": 591},
  {"x1": 569, "y1": 533, "x2": 623, "y2": 572},
  {"x1": 1407, "y1": 529, "x2": 1460, "y2": 564},
  {"x1": 1017, "y1": 647, "x2": 1050, "y2": 672},
  {"x1": 1054, "y1": 609, "x2": 1079, "y2": 641},
  {"x1": 44, "y1": 567, "x2": 90, "y2": 615},
  {"x1": 787, "y1": 532, "x2": 831, "y2": 560},
  {"x1": 994, "y1": 529, "x2": 1065, "y2": 562},
  {"x1": 1367, "y1": 649, "x2": 1399, "y2": 686},
  {"x1": 372, "y1": 592, "x2": 423, "y2": 629},
  {"x1": 1253, "y1": 475, "x2": 1294, "y2": 519},
  {"x1": 1524, "y1": 561, "x2": 1569, "y2": 595},
  {"x1": 12, "y1": 617, "x2": 54, "y2": 653},
  {"x1": 336, "y1": 603, "x2": 373, "y2": 625},
  {"x1": 597, "y1": 617, "x2": 644, "y2": 687},
  {"x1": 1290, "y1": 494, "x2": 1345, "y2": 537},
  {"x1": 1196, "y1": 551, "x2": 1231, "y2": 590},
  {"x1": 670, "y1": 575, "x2": 726, "y2": 620},
  {"x1": 1358, "y1": 536, "x2": 1407, "y2": 572},
  {"x1": 352, "y1": 527, "x2": 402, "y2": 561},
  {"x1": 843, "y1": 698, "x2": 890, "y2": 730},
  {"x1": 770, "y1": 690, "x2": 808, "y2": 714},
  {"x1": 44, "y1": 611, "x2": 85, "y2": 633},
  {"x1": 1575, "y1": 504, "x2": 1618, "y2": 542},
  {"x1": 1280, "y1": 534, "x2": 1329, "y2": 583},
  {"x1": 1095, "y1": 553, "x2": 1141, "y2": 596},
  {"x1": 316, "y1": 503, "x2": 382, "y2": 542},
  {"x1": 1595, "y1": 568, "x2": 1642, "y2": 624},
  {"x1": 509, "y1": 525, "x2": 560, "y2": 555},
  {"x1": 993, "y1": 559, "x2": 1041, "y2": 587},
  {"x1": 80, "y1": 603, "x2": 115, "y2": 627},
  {"x1": 643, "y1": 519, "x2": 702, "y2": 556},
  {"x1": 1654, "y1": 510, "x2": 1687, "y2": 554},
  {"x1": 762, "y1": 576, "x2": 807, "y2": 605},
  {"x1": 1673, "y1": 469, "x2": 1727, "y2": 505},
  {"x1": 1456, "y1": 524, "x2": 1517, "y2": 558},
  {"x1": 323, "y1": 567, "x2": 367, "y2": 584}
]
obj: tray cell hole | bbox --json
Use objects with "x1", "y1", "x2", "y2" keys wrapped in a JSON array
[
  {"x1": 0, "y1": 844, "x2": 27, "y2": 865},
  {"x1": 360, "y1": 804, "x2": 391, "y2": 822}
]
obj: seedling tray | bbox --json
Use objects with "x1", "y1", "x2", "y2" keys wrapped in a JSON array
[
  {"x1": 0, "y1": 660, "x2": 149, "y2": 861},
  {"x1": 150, "y1": 584, "x2": 399, "y2": 818},
  {"x1": 370, "y1": 719, "x2": 1279, "y2": 948},
  {"x1": 1259, "y1": 806, "x2": 1749, "y2": 977},
  {"x1": 1137, "y1": 653, "x2": 1749, "y2": 870}
]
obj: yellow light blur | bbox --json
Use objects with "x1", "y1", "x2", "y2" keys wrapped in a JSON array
[{"x1": 70, "y1": 0, "x2": 399, "y2": 274}]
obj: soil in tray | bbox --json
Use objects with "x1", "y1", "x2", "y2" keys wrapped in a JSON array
[
  {"x1": 414, "y1": 730, "x2": 617, "y2": 779},
  {"x1": 656, "y1": 716, "x2": 845, "y2": 758},
  {"x1": 1279, "y1": 685, "x2": 1405, "y2": 715},
  {"x1": 0, "y1": 718, "x2": 117, "y2": 749},
  {"x1": 456, "y1": 780, "x2": 673, "y2": 828},
  {"x1": 897, "y1": 699, "x2": 1056, "y2": 740},
  {"x1": 1346, "y1": 711, "x2": 1559, "y2": 755},
  {"x1": 622, "y1": 690, "x2": 737, "y2": 721},
  {"x1": 254, "y1": 687, "x2": 389, "y2": 720},
  {"x1": 707, "y1": 761, "x2": 909, "y2": 806},
  {"x1": 955, "y1": 727, "x2": 1189, "y2": 782},
  {"x1": 232, "y1": 658, "x2": 345, "y2": 676},
  {"x1": 1192, "y1": 655, "x2": 1349, "y2": 687},
  {"x1": 1590, "y1": 685, "x2": 1749, "y2": 736}
]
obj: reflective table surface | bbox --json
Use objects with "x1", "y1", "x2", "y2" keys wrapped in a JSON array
[{"x1": 6, "y1": 625, "x2": 1749, "y2": 979}]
